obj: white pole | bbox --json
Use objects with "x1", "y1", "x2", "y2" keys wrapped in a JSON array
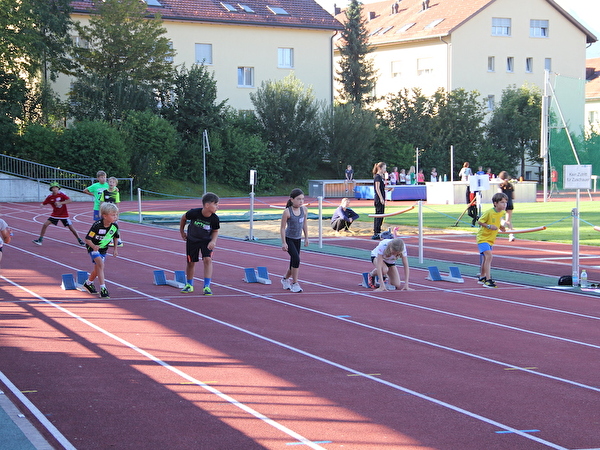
[
  {"x1": 450, "y1": 145, "x2": 454, "y2": 182},
  {"x1": 137, "y1": 188, "x2": 142, "y2": 223},
  {"x1": 248, "y1": 188, "x2": 255, "y2": 241},
  {"x1": 416, "y1": 147, "x2": 419, "y2": 182},
  {"x1": 318, "y1": 196, "x2": 323, "y2": 248},
  {"x1": 418, "y1": 200, "x2": 423, "y2": 263},
  {"x1": 572, "y1": 190, "x2": 580, "y2": 284}
]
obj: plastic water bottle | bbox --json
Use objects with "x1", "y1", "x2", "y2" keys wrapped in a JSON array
[
  {"x1": 580, "y1": 270, "x2": 588, "y2": 288},
  {"x1": 572, "y1": 269, "x2": 579, "y2": 287}
]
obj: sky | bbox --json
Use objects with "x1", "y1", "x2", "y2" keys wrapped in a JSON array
[{"x1": 314, "y1": 0, "x2": 600, "y2": 58}]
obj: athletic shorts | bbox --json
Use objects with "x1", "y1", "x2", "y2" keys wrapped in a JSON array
[
  {"x1": 89, "y1": 251, "x2": 106, "y2": 264},
  {"x1": 48, "y1": 217, "x2": 72, "y2": 227},
  {"x1": 186, "y1": 240, "x2": 213, "y2": 263},
  {"x1": 93, "y1": 210, "x2": 101, "y2": 221},
  {"x1": 478, "y1": 242, "x2": 493, "y2": 254},
  {"x1": 371, "y1": 256, "x2": 395, "y2": 267}
]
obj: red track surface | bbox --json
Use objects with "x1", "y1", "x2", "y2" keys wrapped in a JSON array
[{"x1": 1, "y1": 199, "x2": 599, "y2": 450}]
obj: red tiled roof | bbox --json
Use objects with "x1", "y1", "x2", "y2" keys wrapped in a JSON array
[
  {"x1": 71, "y1": 0, "x2": 343, "y2": 30},
  {"x1": 334, "y1": 0, "x2": 596, "y2": 46},
  {"x1": 586, "y1": 57, "x2": 600, "y2": 99}
]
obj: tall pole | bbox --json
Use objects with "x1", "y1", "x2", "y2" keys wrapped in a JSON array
[
  {"x1": 202, "y1": 130, "x2": 210, "y2": 195},
  {"x1": 450, "y1": 145, "x2": 454, "y2": 182},
  {"x1": 541, "y1": 70, "x2": 550, "y2": 202}
]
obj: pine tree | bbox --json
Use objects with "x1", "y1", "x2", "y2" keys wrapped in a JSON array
[{"x1": 336, "y1": 0, "x2": 377, "y2": 107}]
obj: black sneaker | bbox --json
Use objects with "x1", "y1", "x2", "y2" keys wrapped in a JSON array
[
  {"x1": 83, "y1": 282, "x2": 97, "y2": 294},
  {"x1": 371, "y1": 234, "x2": 381, "y2": 240},
  {"x1": 368, "y1": 274, "x2": 379, "y2": 289},
  {"x1": 78, "y1": 238, "x2": 85, "y2": 246},
  {"x1": 483, "y1": 279, "x2": 497, "y2": 288},
  {"x1": 100, "y1": 287, "x2": 110, "y2": 298},
  {"x1": 477, "y1": 277, "x2": 486, "y2": 284}
]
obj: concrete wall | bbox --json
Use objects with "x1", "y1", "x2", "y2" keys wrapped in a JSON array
[{"x1": 0, "y1": 175, "x2": 91, "y2": 203}]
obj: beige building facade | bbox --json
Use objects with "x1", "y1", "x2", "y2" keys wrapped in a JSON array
[
  {"x1": 57, "y1": 0, "x2": 342, "y2": 111},
  {"x1": 334, "y1": 0, "x2": 596, "y2": 114}
]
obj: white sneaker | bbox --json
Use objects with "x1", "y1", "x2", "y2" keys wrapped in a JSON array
[
  {"x1": 290, "y1": 282, "x2": 303, "y2": 293},
  {"x1": 281, "y1": 277, "x2": 291, "y2": 290},
  {"x1": 508, "y1": 233, "x2": 515, "y2": 242}
]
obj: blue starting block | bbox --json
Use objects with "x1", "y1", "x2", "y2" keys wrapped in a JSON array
[
  {"x1": 426, "y1": 266, "x2": 464, "y2": 283},
  {"x1": 61, "y1": 271, "x2": 90, "y2": 290},
  {"x1": 243, "y1": 267, "x2": 272, "y2": 284},
  {"x1": 359, "y1": 272, "x2": 396, "y2": 290},
  {"x1": 154, "y1": 270, "x2": 186, "y2": 289}
]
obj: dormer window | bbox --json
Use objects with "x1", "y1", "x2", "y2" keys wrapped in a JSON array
[{"x1": 144, "y1": 0, "x2": 162, "y2": 6}]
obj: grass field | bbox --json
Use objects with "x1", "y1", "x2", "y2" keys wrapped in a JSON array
[{"x1": 122, "y1": 198, "x2": 600, "y2": 246}]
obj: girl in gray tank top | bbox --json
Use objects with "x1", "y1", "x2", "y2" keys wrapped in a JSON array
[{"x1": 280, "y1": 188, "x2": 309, "y2": 293}]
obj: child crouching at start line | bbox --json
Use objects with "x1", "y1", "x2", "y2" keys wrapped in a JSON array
[{"x1": 368, "y1": 228, "x2": 411, "y2": 291}]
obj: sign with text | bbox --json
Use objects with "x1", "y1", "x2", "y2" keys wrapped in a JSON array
[
  {"x1": 469, "y1": 174, "x2": 490, "y2": 192},
  {"x1": 563, "y1": 165, "x2": 592, "y2": 189}
]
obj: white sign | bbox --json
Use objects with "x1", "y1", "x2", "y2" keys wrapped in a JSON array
[
  {"x1": 563, "y1": 165, "x2": 592, "y2": 189},
  {"x1": 468, "y1": 174, "x2": 490, "y2": 192},
  {"x1": 249, "y1": 169, "x2": 257, "y2": 186}
]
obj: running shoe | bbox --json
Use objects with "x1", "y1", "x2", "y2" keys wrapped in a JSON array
[
  {"x1": 78, "y1": 238, "x2": 86, "y2": 246},
  {"x1": 117, "y1": 241, "x2": 124, "y2": 247},
  {"x1": 281, "y1": 277, "x2": 291, "y2": 290},
  {"x1": 32, "y1": 239, "x2": 42, "y2": 246},
  {"x1": 483, "y1": 279, "x2": 497, "y2": 288},
  {"x1": 290, "y1": 282, "x2": 303, "y2": 293},
  {"x1": 100, "y1": 287, "x2": 110, "y2": 298},
  {"x1": 508, "y1": 234, "x2": 515, "y2": 242},
  {"x1": 203, "y1": 286, "x2": 213, "y2": 296},
  {"x1": 368, "y1": 274, "x2": 379, "y2": 289},
  {"x1": 83, "y1": 282, "x2": 97, "y2": 294},
  {"x1": 477, "y1": 277, "x2": 487, "y2": 284},
  {"x1": 371, "y1": 234, "x2": 381, "y2": 240},
  {"x1": 181, "y1": 284, "x2": 194, "y2": 293}
]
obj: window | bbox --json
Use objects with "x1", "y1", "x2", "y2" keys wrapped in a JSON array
[
  {"x1": 545, "y1": 58, "x2": 552, "y2": 71},
  {"x1": 238, "y1": 67, "x2": 254, "y2": 87},
  {"x1": 589, "y1": 110, "x2": 599, "y2": 125},
  {"x1": 397, "y1": 23, "x2": 416, "y2": 33},
  {"x1": 238, "y1": 3, "x2": 254, "y2": 13},
  {"x1": 424, "y1": 18, "x2": 444, "y2": 29},
  {"x1": 166, "y1": 41, "x2": 173, "y2": 63},
  {"x1": 492, "y1": 17, "x2": 511, "y2": 36},
  {"x1": 391, "y1": 60, "x2": 402, "y2": 78},
  {"x1": 530, "y1": 19, "x2": 549, "y2": 37},
  {"x1": 506, "y1": 57, "x2": 514, "y2": 73},
  {"x1": 268, "y1": 6, "x2": 289, "y2": 15},
  {"x1": 525, "y1": 57, "x2": 533, "y2": 73},
  {"x1": 278, "y1": 48, "x2": 294, "y2": 68},
  {"x1": 220, "y1": 2, "x2": 237, "y2": 12},
  {"x1": 417, "y1": 57, "x2": 433, "y2": 76},
  {"x1": 144, "y1": 0, "x2": 163, "y2": 6},
  {"x1": 487, "y1": 56, "x2": 495, "y2": 72},
  {"x1": 487, "y1": 95, "x2": 495, "y2": 111},
  {"x1": 72, "y1": 35, "x2": 89, "y2": 48},
  {"x1": 195, "y1": 43, "x2": 212, "y2": 64}
]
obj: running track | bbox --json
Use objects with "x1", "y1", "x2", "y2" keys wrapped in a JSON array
[{"x1": 0, "y1": 199, "x2": 599, "y2": 450}]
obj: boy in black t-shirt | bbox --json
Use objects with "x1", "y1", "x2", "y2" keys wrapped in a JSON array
[
  {"x1": 179, "y1": 192, "x2": 220, "y2": 295},
  {"x1": 82, "y1": 203, "x2": 120, "y2": 298}
]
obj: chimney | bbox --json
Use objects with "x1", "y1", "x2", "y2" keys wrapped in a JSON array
[
  {"x1": 369, "y1": 11, "x2": 376, "y2": 20},
  {"x1": 422, "y1": 0, "x2": 429, "y2": 10},
  {"x1": 334, "y1": 5, "x2": 341, "y2": 15}
]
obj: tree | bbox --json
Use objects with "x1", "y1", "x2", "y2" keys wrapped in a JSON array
[
  {"x1": 70, "y1": 0, "x2": 175, "y2": 121},
  {"x1": 321, "y1": 103, "x2": 376, "y2": 177},
  {"x1": 160, "y1": 64, "x2": 227, "y2": 181},
  {"x1": 1, "y1": 0, "x2": 73, "y2": 124},
  {"x1": 250, "y1": 74, "x2": 324, "y2": 184},
  {"x1": 119, "y1": 110, "x2": 178, "y2": 189},
  {"x1": 487, "y1": 84, "x2": 542, "y2": 178},
  {"x1": 336, "y1": 0, "x2": 377, "y2": 106}
]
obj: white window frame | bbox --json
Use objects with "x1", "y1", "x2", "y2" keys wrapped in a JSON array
[
  {"x1": 278, "y1": 48, "x2": 294, "y2": 68},
  {"x1": 506, "y1": 56, "x2": 514, "y2": 73},
  {"x1": 417, "y1": 57, "x2": 434, "y2": 76},
  {"x1": 238, "y1": 67, "x2": 254, "y2": 87},
  {"x1": 525, "y1": 57, "x2": 533, "y2": 73},
  {"x1": 487, "y1": 95, "x2": 495, "y2": 111},
  {"x1": 530, "y1": 19, "x2": 549, "y2": 38},
  {"x1": 492, "y1": 17, "x2": 511, "y2": 36},
  {"x1": 487, "y1": 56, "x2": 495, "y2": 72},
  {"x1": 195, "y1": 43, "x2": 213, "y2": 65}
]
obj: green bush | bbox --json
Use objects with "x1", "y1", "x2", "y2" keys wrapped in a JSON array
[{"x1": 15, "y1": 124, "x2": 61, "y2": 165}]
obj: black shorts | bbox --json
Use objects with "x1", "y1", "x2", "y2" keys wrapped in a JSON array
[
  {"x1": 371, "y1": 256, "x2": 395, "y2": 267},
  {"x1": 48, "y1": 217, "x2": 72, "y2": 227},
  {"x1": 186, "y1": 239, "x2": 213, "y2": 263}
]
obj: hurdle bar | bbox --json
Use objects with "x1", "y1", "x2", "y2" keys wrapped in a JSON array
[
  {"x1": 426, "y1": 266, "x2": 464, "y2": 283},
  {"x1": 153, "y1": 270, "x2": 186, "y2": 289}
]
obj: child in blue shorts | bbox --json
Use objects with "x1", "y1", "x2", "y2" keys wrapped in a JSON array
[{"x1": 476, "y1": 192, "x2": 507, "y2": 288}]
